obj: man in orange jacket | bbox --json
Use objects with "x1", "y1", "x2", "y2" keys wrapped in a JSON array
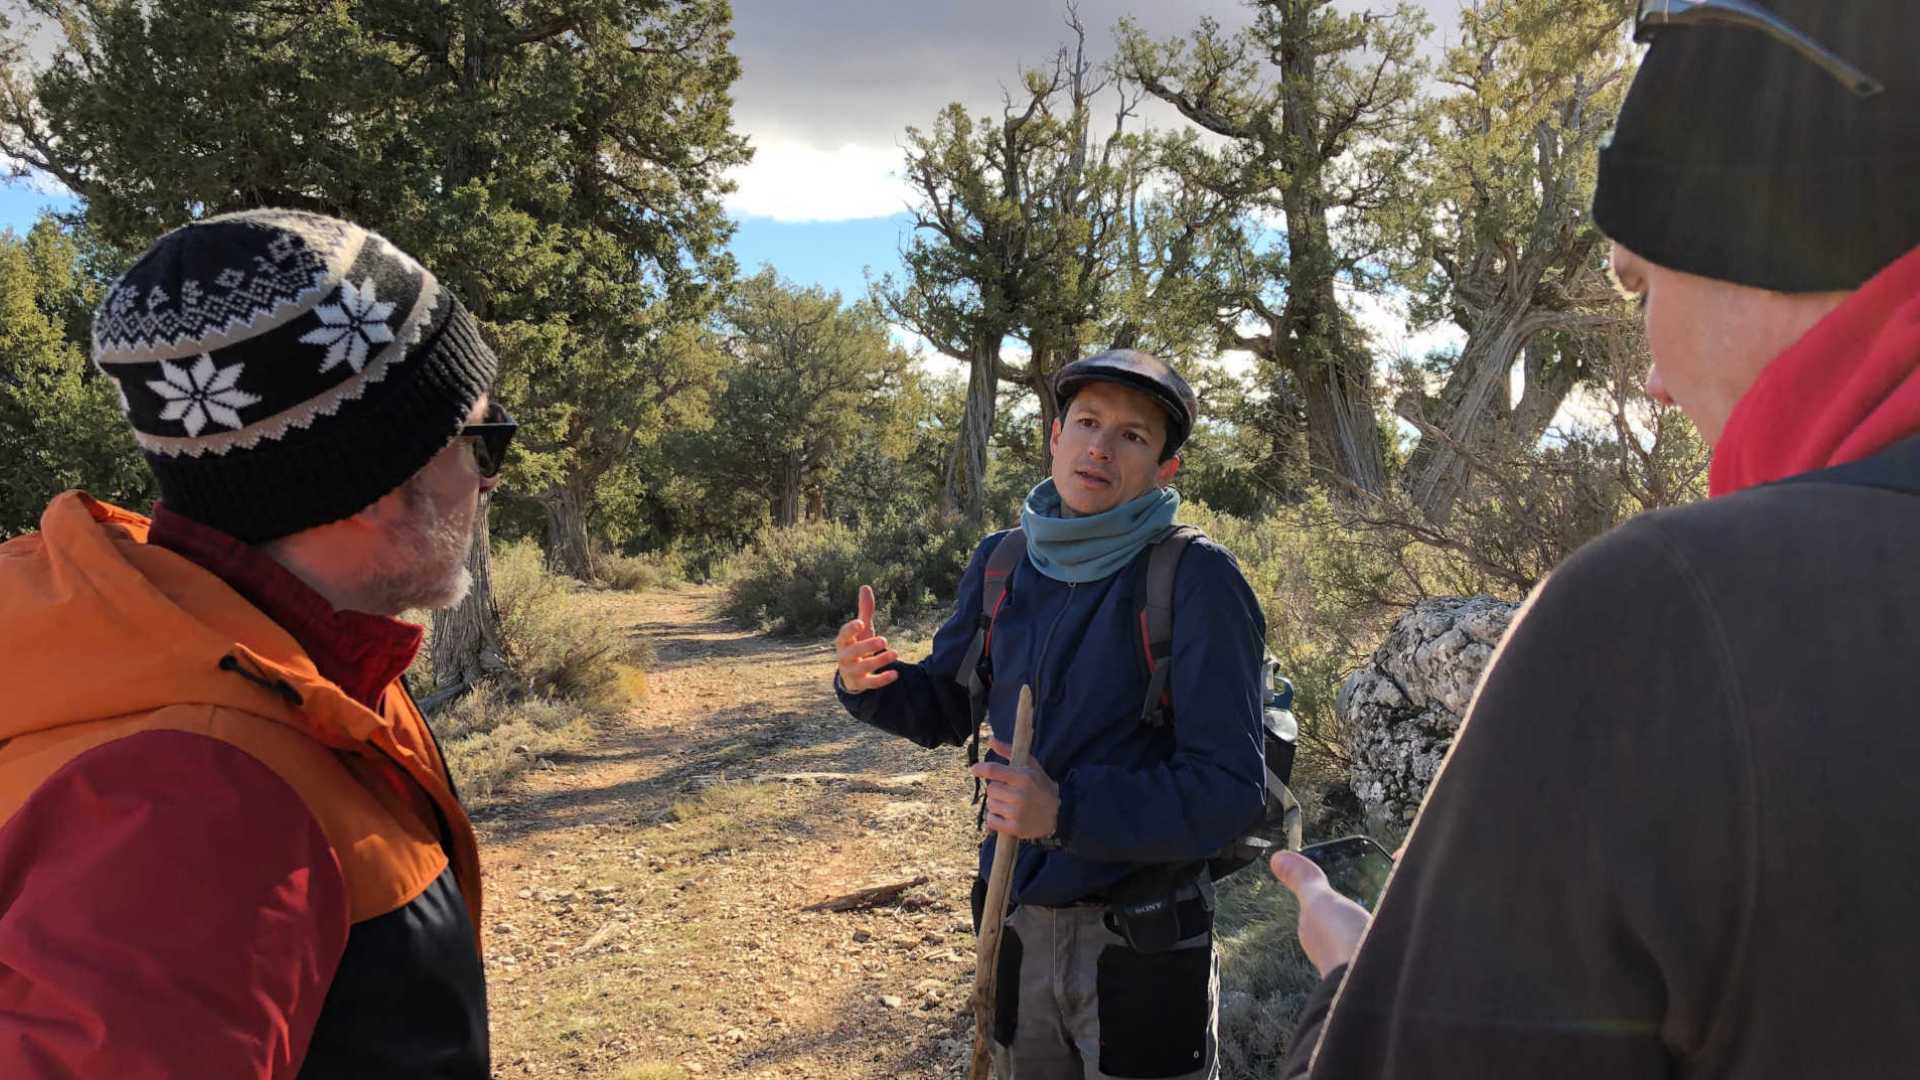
[{"x1": 0, "y1": 209, "x2": 510, "y2": 1076}]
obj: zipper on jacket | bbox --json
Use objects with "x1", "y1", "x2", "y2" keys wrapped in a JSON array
[
  {"x1": 1030, "y1": 581, "x2": 1077, "y2": 741},
  {"x1": 217, "y1": 654, "x2": 304, "y2": 706}
]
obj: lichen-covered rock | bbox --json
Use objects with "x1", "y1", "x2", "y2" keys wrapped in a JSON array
[{"x1": 1338, "y1": 596, "x2": 1519, "y2": 825}]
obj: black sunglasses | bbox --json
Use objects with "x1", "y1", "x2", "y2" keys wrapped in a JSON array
[
  {"x1": 1635, "y1": 0, "x2": 1884, "y2": 98},
  {"x1": 458, "y1": 402, "x2": 517, "y2": 480}
]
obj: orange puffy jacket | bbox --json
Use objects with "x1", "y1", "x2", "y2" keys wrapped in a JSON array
[{"x1": 0, "y1": 493, "x2": 487, "y2": 1077}]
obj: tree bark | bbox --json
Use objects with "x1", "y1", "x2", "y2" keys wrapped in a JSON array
[
  {"x1": 1402, "y1": 289, "x2": 1537, "y2": 524},
  {"x1": 430, "y1": 501, "x2": 509, "y2": 690},
  {"x1": 542, "y1": 485, "x2": 596, "y2": 580},
  {"x1": 776, "y1": 448, "x2": 804, "y2": 527},
  {"x1": 1272, "y1": 3, "x2": 1387, "y2": 500},
  {"x1": 942, "y1": 332, "x2": 1003, "y2": 524},
  {"x1": 1510, "y1": 340, "x2": 1582, "y2": 446},
  {"x1": 1292, "y1": 334, "x2": 1388, "y2": 499},
  {"x1": 1033, "y1": 357, "x2": 1061, "y2": 479}
]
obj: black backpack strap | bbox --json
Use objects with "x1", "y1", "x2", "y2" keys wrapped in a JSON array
[
  {"x1": 1137, "y1": 525, "x2": 1200, "y2": 728},
  {"x1": 957, "y1": 528, "x2": 1025, "y2": 818},
  {"x1": 1773, "y1": 434, "x2": 1920, "y2": 495}
]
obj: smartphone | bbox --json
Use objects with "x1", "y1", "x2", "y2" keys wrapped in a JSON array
[{"x1": 1299, "y1": 835, "x2": 1395, "y2": 912}]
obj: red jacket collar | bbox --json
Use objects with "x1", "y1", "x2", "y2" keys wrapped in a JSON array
[
  {"x1": 146, "y1": 504, "x2": 423, "y2": 710},
  {"x1": 1711, "y1": 243, "x2": 1920, "y2": 496}
]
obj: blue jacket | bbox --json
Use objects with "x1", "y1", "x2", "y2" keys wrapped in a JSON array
[{"x1": 837, "y1": 527, "x2": 1268, "y2": 907}]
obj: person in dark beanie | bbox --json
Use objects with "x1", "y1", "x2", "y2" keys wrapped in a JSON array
[
  {"x1": 1271, "y1": 3, "x2": 1920, "y2": 1077},
  {"x1": 0, "y1": 209, "x2": 511, "y2": 1077}
]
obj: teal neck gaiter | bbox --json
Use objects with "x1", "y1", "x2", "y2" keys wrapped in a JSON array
[{"x1": 1019, "y1": 479, "x2": 1180, "y2": 583}]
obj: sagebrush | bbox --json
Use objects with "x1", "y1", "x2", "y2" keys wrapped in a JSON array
[
  {"x1": 420, "y1": 540, "x2": 650, "y2": 802},
  {"x1": 720, "y1": 509, "x2": 977, "y2": 637}
]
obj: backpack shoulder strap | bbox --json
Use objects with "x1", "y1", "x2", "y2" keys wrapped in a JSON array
[
  {"x1": 1774, "y1": 434, "x2": 1920, "y2": 495},
  {"x1": 956, "y1": 527, "x2": 1025, "y2": 703},
  {"x1": 1137, "y1": 524, "x2": 1201, "y2": 727},
  {"x1": 958, "y1": 528, "x2": 1024, "y2": 819}
]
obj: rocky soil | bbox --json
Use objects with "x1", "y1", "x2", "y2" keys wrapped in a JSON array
[{"x1": 476, "y1": 585, "x2": 987, "y2": 1078}]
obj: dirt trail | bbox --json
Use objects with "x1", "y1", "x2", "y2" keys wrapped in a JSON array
[{"x1": 477, "y1": 584, "x2": 983, "y2": 1078}]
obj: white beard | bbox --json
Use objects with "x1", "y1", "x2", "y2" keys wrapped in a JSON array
[{"x1": 364, "y1": 477, "x2": 477, "y2": 613}]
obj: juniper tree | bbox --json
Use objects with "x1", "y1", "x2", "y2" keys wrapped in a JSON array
[
  {"x1": 1119, "y1": 0, "x2": 1431, "y2": 498},
  {"x1": 0, "y1": 0, "x2": 749, "y2": 683}
]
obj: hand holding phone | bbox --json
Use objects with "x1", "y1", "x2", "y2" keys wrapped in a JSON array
[
  {"x1": 1270, "y1": 843, "x2": 1380, "y2": 978},
  {"x1": 1297, "y1": 835, "x2": 1395, "y2": 912}
]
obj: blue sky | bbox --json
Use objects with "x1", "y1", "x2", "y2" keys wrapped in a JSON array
[
  {"x1": 729, "y1": 213, "x2": 914, "y2": 305},
  {"x1": 0, "y1": 182, "x2": 71, "y2": 234}
]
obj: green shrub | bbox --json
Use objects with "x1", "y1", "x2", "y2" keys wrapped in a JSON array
[
  {"x1": 720, "y1": 509, "x2": 977, "y2": 637},
  {"x1": 595, "y1": 549, "x2": 677, "y2": 593},
  {"x1": 1180, "y1": 499, "x2": 1377, "y2": 769},
  {"x1": 492, "y1": 539, "x2": 652, "y2": 708}
]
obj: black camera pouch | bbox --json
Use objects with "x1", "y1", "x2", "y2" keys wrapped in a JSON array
[{"x1": 1101, "y1": 861, "x2": 1213, "y2": 953}]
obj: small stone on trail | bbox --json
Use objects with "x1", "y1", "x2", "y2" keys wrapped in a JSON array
[
  {"x1": 879, "y1": 995, "x2": 904, "y2": 1009},
  {"x1": 851, "y1": 929, "x2": 872, "y2": 943}
]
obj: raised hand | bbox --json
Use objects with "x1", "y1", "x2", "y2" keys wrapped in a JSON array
[{"x1": 834, "y1": 584, "x2": 899, "y2": 694}]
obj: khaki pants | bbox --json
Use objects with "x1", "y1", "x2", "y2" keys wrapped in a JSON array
[{"x1": 988, "y1": 902, "x2": 1219, "y2": 1080}]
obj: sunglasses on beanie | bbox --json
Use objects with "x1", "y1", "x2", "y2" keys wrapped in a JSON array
[{"x1": 1634, "y1": 0, "x2": 1883, "y2": 98}]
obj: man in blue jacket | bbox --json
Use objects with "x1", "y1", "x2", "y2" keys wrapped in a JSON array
[{"x1": 834, "y1": 349, "x2": 1268, "y2": 1080}]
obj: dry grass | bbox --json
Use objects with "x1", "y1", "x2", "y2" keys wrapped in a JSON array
[
  {"x1": 493, "y1": 540, "x2": 656, "y2": 708},
  {"x1": 435, "y1": 688, "x2": 599, "y2": 805},
  {"x1": 612, "y1": 1064, "x2": 686, "y2": 1080},
  {"x1": 417, "y1": 540, "x2": 655, "y2": 806},
  {"x1": 1215, "y1": 871, "x2": 1325, "y2": 1074}
]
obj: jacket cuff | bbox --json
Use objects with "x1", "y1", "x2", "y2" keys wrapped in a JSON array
[
  {"x1": 1280, "y1": 964, "x2": 1349, "y2": 1077},
  {"x1": 833, "y1": 672, "x2": 870, "y2": 716},
  {"x1": 1051, "y1": 770, "x2": 1078, "y2": 851}
]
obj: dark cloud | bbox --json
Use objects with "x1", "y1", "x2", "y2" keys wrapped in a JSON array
[
  {"x1": 731, "y1": 0, "x2": 1254, "y2": 147},
  {"x1": 730, "y1": 1, "x2": 1464, "y2": 148}
]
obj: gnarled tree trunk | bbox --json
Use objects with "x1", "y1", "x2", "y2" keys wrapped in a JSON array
[
  {"x1": 542, "y1": 485, "x2": 595, "y2": 580},
  {"x1": 1402, "y1": 290, "x2": 1539, "y2": 524},
  {"x1": 1294, "y1": 337, "x2": 1388, "y2": 499},
  {"x1": 942, "y1": 332, "x2": 1003, "y2": 524},
  {"x1": 776, "y1": 449, "x2": 804, "y2": 527},
  {"x1": 431, "y1": 501, "x2": 509, "y2": 690}
]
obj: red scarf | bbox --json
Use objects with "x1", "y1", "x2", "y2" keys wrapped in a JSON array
[{"x1": 1711, "y1": 244, "x2": 1920, "y2": 496}]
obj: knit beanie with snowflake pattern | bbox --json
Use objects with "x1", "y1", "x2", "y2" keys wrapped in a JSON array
[{"x1": 91, "y1": 209, "x2": 498, "y2": 543}]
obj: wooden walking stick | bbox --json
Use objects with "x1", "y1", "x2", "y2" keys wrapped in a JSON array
[{"x1": 969, "y1": 685, "x2": 1034, "y2": 1080}]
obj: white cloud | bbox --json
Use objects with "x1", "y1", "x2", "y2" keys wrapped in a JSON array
[
  {"x1": 1344, "y1": 286, "x2": 1465, "y2": 368},
  {"x1": 725, "y1": 137, "x2": 912, "y2": 223},
  {"x1": 0, "y1": 156, "x2": 75, "y2": 198}
]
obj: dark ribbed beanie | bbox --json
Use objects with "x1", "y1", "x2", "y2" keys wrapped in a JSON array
[
  {"x1": 1593, "y1": 1, "x2": 1920, "y2": 293},
  {"x1": 91, "y1": 209, "x2": 497, "y2": 542}
]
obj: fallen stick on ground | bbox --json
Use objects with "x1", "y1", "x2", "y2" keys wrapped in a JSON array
[
  {"x1": 799, "y1": 875, "x2": 932, "y2": 913},
  {"x1": 968, "y1": 685, "x2": 1034, "y2": 1080}
]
